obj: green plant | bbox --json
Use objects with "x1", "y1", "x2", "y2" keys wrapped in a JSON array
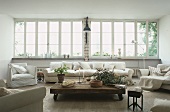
[
  {"x1": 54, "y1": 64, "x2": 68, "y2": 74},
  {"x1": 93, "y1": 69, "x2": 127, "y2": 85}
]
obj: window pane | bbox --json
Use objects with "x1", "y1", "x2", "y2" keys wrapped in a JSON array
[
  {"x1": 49, "y1": 33, "x2": 58, "y2": 44},
  {"x1": 73, "y1": 22, "x2": 82, "y2": 32},
  {"x1": 91, "y1": 33, "x2": 100, "y2": 44},
  {"x1": 91, "y1": 45, "x2": 100, "y2": 56},
  {"x1": 137, "y1": 45, "x2": 146, "y2": 56},
  {"x1": 114, "y1": 33, "x2": 123, "y2": 44},
  {"x1": 148, "y1": 22, "x2": 157, "y2": 57},
  {"x1": 102, "y1": 22, "x2": 111, "y2": 32},
  {"x1": 38, "y1": 22, "x2": 47, "y2": 32},
  {"x1": 73, "y1": 45, "x2": 82, "y2": 56},
  {"x1": 15, "y1": 22, "x2": 24, "y2": 32},
  {"x1": 102, "y1": 45, "x2": 111, "y2": 56},
  {"x1": 102, "y1": 33, "x2": 111, "y2": 44},
  {"x1": 126, "y1": 33, "x2": 134, "y2": 44},
  {"x1": 61, "y1": 33, "x2": 71, "y2": 44},
  {"x1": 137, "y1": 22, "x2": 146, "y2": 32},
  {"x1": 91, "y1": 22, "x2": 100, "y2": 32},
  {"x1": 114, "y1": 45, "x2": 123, "y2": 56},
  {"x1": 26, "y1": 45, "x2": 35, "y2": 56},
  {"x1": 73, "y1": 33, "x2": 82, "y2": 44},
  {"x1": 125, "y1": 22, "x2": 134, "y2": 32},
  {"x1": 15, "y1": 45, "x2": 24, "y2": 56},
  {"x1": 61, "y1": 22, "x2": 71, "y2": 32},
  {"x1": 26, "y1": 33, "x2": 35, "y2": 44},
  {"x1": 49, "y1": 22, "x2": 59, "y2": 32},
  {"x1": 38, "y1": 45, "x2": 47, "y2": 56},
  {"x1": 137, "y1": 33, "x2": 146, "y2": 44},
  {"x1": 49, "y1": 45, "x2": 58, "y2": 57},
  {"x1": 126, "y1": 45, "x2": 135, "y2": 56},
  {"x1": 114, "y1": 22, "x2": 123, "y2": 32},
  {"x1": 38, "y1": 33, "x2": 47, "y2": 44},
  {"x1": 15, "y1": 33, "x2": 24, "y2": 44},
  {"x1": 26, "y1": 22, "x2": 35, "y2": 32},
  {"x1": 61, "y1": 45, "x2": 71, "y2": 55}
]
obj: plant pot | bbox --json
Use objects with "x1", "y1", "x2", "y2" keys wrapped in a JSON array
[
  {"x1": 90, "y1": 80, "x2": 103, "y2": 88},
  {"x1": 57, "y1": 74, "x2": 65, "y2": 83}
]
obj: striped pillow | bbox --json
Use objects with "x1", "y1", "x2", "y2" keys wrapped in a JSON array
[{"x1": 149, "y1": 66, "x2": 164, "y2": 76}]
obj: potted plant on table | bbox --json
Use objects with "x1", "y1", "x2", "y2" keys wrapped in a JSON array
[{"x1": 54, "y1": 64, "x2": 68, "y2": 83}]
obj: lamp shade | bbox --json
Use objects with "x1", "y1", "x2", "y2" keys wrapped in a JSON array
[{"x1": 83, "y1": 17, "x2": 91, "y2": 32}]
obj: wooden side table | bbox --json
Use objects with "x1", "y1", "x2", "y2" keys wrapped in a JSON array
[
  {"x1": 37, "y1": 71, "x2": 44, "y2": 82},
  {"x1": 128, "y1": 88, "x2": 143, "y2": 111}
]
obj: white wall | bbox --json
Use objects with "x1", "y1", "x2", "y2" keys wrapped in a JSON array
[
  {"x1": 159, "y1": 15, "x2": 170, "y2": 64},
  {"x1": 0, "y1": 15, "x2": 14, "y2": 79}
]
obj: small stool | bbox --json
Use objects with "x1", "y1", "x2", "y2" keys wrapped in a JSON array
[
  {"x1": 128, "y1": 87, "x2": 143, "y2": 111},
  {"x1": 37, "y1": 71, "x2": 44, "y2": 82}
]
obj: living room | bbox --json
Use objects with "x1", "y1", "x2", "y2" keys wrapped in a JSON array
[{"x1": 0, "y1": 0, "x2": 170, "y2": 112}]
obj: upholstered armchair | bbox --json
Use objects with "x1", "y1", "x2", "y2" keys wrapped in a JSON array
[{"x1": 7, "y1": 63, "x2": 37, "y2": 88}]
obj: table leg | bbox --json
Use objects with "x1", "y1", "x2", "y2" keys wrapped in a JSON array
[
  {"x1": 118, "y1": 94, "x2": 123, "y2": 100},
  {"x1": 53, "y1": 94, "x2": 58, "y2": 101}
]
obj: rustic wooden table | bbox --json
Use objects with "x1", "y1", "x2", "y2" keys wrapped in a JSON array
[{"x1": 50, "y1": 83, "x2": 126, "y2": 101}]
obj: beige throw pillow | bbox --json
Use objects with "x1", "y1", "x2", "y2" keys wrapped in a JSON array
[
  {"x1": 0, "y1": 87, "x2": 12, "y2": 97},
  {"x1": 149, "y1": 66, "x2": 164, "y2": 76},
  {"x1": 93, "y1": 63, "x2": 103, "y2": 69},
  {"x1": 73, "y1": 62, "x2": 81, "y2": 70},
  {"x1": 79, "y1": 62, "x2": 91, "y2": 69},
  {"x1": 150, "y1": 98, "x2": 170, "y2": 112}
]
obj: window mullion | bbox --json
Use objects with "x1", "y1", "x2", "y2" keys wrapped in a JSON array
[
  {"x1": 24, "y1": 21, "x2": 26, "y2": 58},
  {"x1": 123, "y1": 21, "x2": 126, "y2": 57},
  {"x1": 59, "y1": 21, "x2": 61, "y2": 57},
  {"x1": 35, "y1": 21, "x2": 38, "y2": 57},
  {"x1": 100, "y1": 21, "x2": 102, "y2": 57},
  {"x1": 112, "y1": 21, "x2": 114, "y2": 57},
  {"x1": 146, "y1": 20, "x2": 149, "y2": 58},
  {"x1": 47, "y1": 21, "x2": 49, "y2": 55},
  {"x1": 135, "y1": 21, "x2": 137, "y2": 57},
  {"x1": 71, "y1": 21, "x2": 73, "y2": 57}
]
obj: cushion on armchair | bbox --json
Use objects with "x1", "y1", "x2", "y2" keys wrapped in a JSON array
[{"x1": 12, "y1": 65, "x2": 28, "y2": 74}]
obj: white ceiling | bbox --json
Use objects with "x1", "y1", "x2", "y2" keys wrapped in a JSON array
[{"x1": 0, "y1": 0, "x2": 170, "y2": 19}]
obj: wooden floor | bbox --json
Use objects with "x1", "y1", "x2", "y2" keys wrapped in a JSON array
[{"x1": 19, "y1": 78, "x2": 170, "y2": 112}]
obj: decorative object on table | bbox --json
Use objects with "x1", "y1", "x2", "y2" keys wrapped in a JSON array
[
  {"x1": 118, "y1": 48, "x2": 121, "y2": 58},
  {"x1": 54, "y1": 64, "x2": 68, "y2": 83},
  {"x1": 92, "y1": 69, "x2": 127, "y2": 85},
  {"x1": 37, "y1": 71, "x2": 44, "y2": 82},
  {"x1": 86, "y1": 77, "x2": 91, "y2": 82},
  {"x1": 77, "y1": 68, "x2": 85, "y2": 83},
  {"x1": 90, "y1": 80, "x2": 103, "y2": 88},
  {"x1": 61, "y1": 80, "x2": 75, "y2": 88}
]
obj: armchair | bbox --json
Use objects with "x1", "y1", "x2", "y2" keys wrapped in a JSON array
[{"x1": 7, "y1": 63, "x2": 37, "y2": 88}]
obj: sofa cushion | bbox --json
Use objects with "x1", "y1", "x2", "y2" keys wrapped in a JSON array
[
  {"x1": 79, "y1": 62, "x2": 91, "y2": 69},
  {"x1": 104, "y1": 63, "x2": 115, "y2": 70},
  {"x1": 12, "y1": 65, "x2": 28, "y2": 74},
  {"x1": 12, "y1": 74, "x2": 35, "y2": 81},
  {"x1": 92, "y1": 62, "x2": 103, "y2": 69},
  {"x1": 165, "y1": 71, "x2": 170, "y2": 76},
  {"x1": 162, "y1": 76, "x2": 170, "y2": 84},
  {"x1": 114, "y1": 69, "x2": 128, "y2": 76},
  {"x1": 150, "y1": 98, "x2": 170, "y2": 112},
  {"x1": 149, "y1": 66, "x2": 164, "y2": 76},
  {"x1": 62, "y1": 61, "x2": 73, "y2": 70},
  {"x1": 73, "y1": 62, "x2": 81, "y2": 70},
  {"x1": 50, "y1": 62, "x2": 62, "y2": 71}
]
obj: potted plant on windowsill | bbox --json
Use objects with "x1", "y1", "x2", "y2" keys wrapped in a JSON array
[{"x1": 54, "y1": 64, "x2": 68, "y2": 83}]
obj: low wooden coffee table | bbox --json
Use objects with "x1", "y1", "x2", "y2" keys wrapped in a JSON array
[{"x1": 50, "y1": 83, "x2": 126, "y2": 101}]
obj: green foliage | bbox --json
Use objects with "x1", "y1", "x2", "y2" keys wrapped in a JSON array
[
  {"x1": 139, "y1": 22, "x2": 158, "y2": 57},
  {"x1": 93, "y1": 69, "x2": 126, "y2": 85},
  {"x1": 54, "y1": 64, "x2": 68, "y2": 74},
  {"x1": 93, "y1": 52, "x2": 100, "y2": 56}
]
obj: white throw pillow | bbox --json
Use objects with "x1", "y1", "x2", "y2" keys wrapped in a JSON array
[
  {"x1": 93, "y1": 63, "x2": 103, "y2": 69},
  {"x1": 12, "y1": 65, "x2": 27, "y2": 74},
  {"x1": 149, "y1": 66, "x2": 164, "y2": 76},
  {"x1": 62, "y1": 61, "x2": 73, "y2": 70},
  {"x1": 50, "y1": 62, "x2": 62, "y2": 71},
  {"x1": 150, "y1": 98, "x2": 170, "y2": 112},
  {"x1": 73, "y1": 62, "x2": 81, "y2": 70},
  {"x1": 165, "y1": 71, "x2": 170, "y2": 76},
  {"x1": 0, "y1": 87, "x2": 12, "y2": 97},
  {"x1": 161, "y1": 66, "x2": 170, "y2": 73},
  {"x1": 163, "y1": 76, "x2": 170, "y2": 84},
  {"x1": 79, "y1": 62, "x2": 91, "y2": 69},
  {"x1": 104, "y1": 63, "x2": 115, "y2": 70}
]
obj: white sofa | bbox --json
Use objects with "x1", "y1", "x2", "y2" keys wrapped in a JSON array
[
  {"x1": 43, "y1": 61, "x2": 134, "y2": 83},
  {"x1": 139, "y1": 64, "x2": 170, "y2": 90},
  {"x1": 0, "y1": 80, "x2": 46, "y2": 112}
]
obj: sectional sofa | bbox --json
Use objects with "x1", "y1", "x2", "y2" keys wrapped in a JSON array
[{"x1": 43, "y1": 61, "x2": 134, "y2": 83}]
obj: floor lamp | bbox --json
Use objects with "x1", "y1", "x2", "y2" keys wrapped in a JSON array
[{"x1": 132, "y1": 40, "x2": 145, "y2": 69}]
